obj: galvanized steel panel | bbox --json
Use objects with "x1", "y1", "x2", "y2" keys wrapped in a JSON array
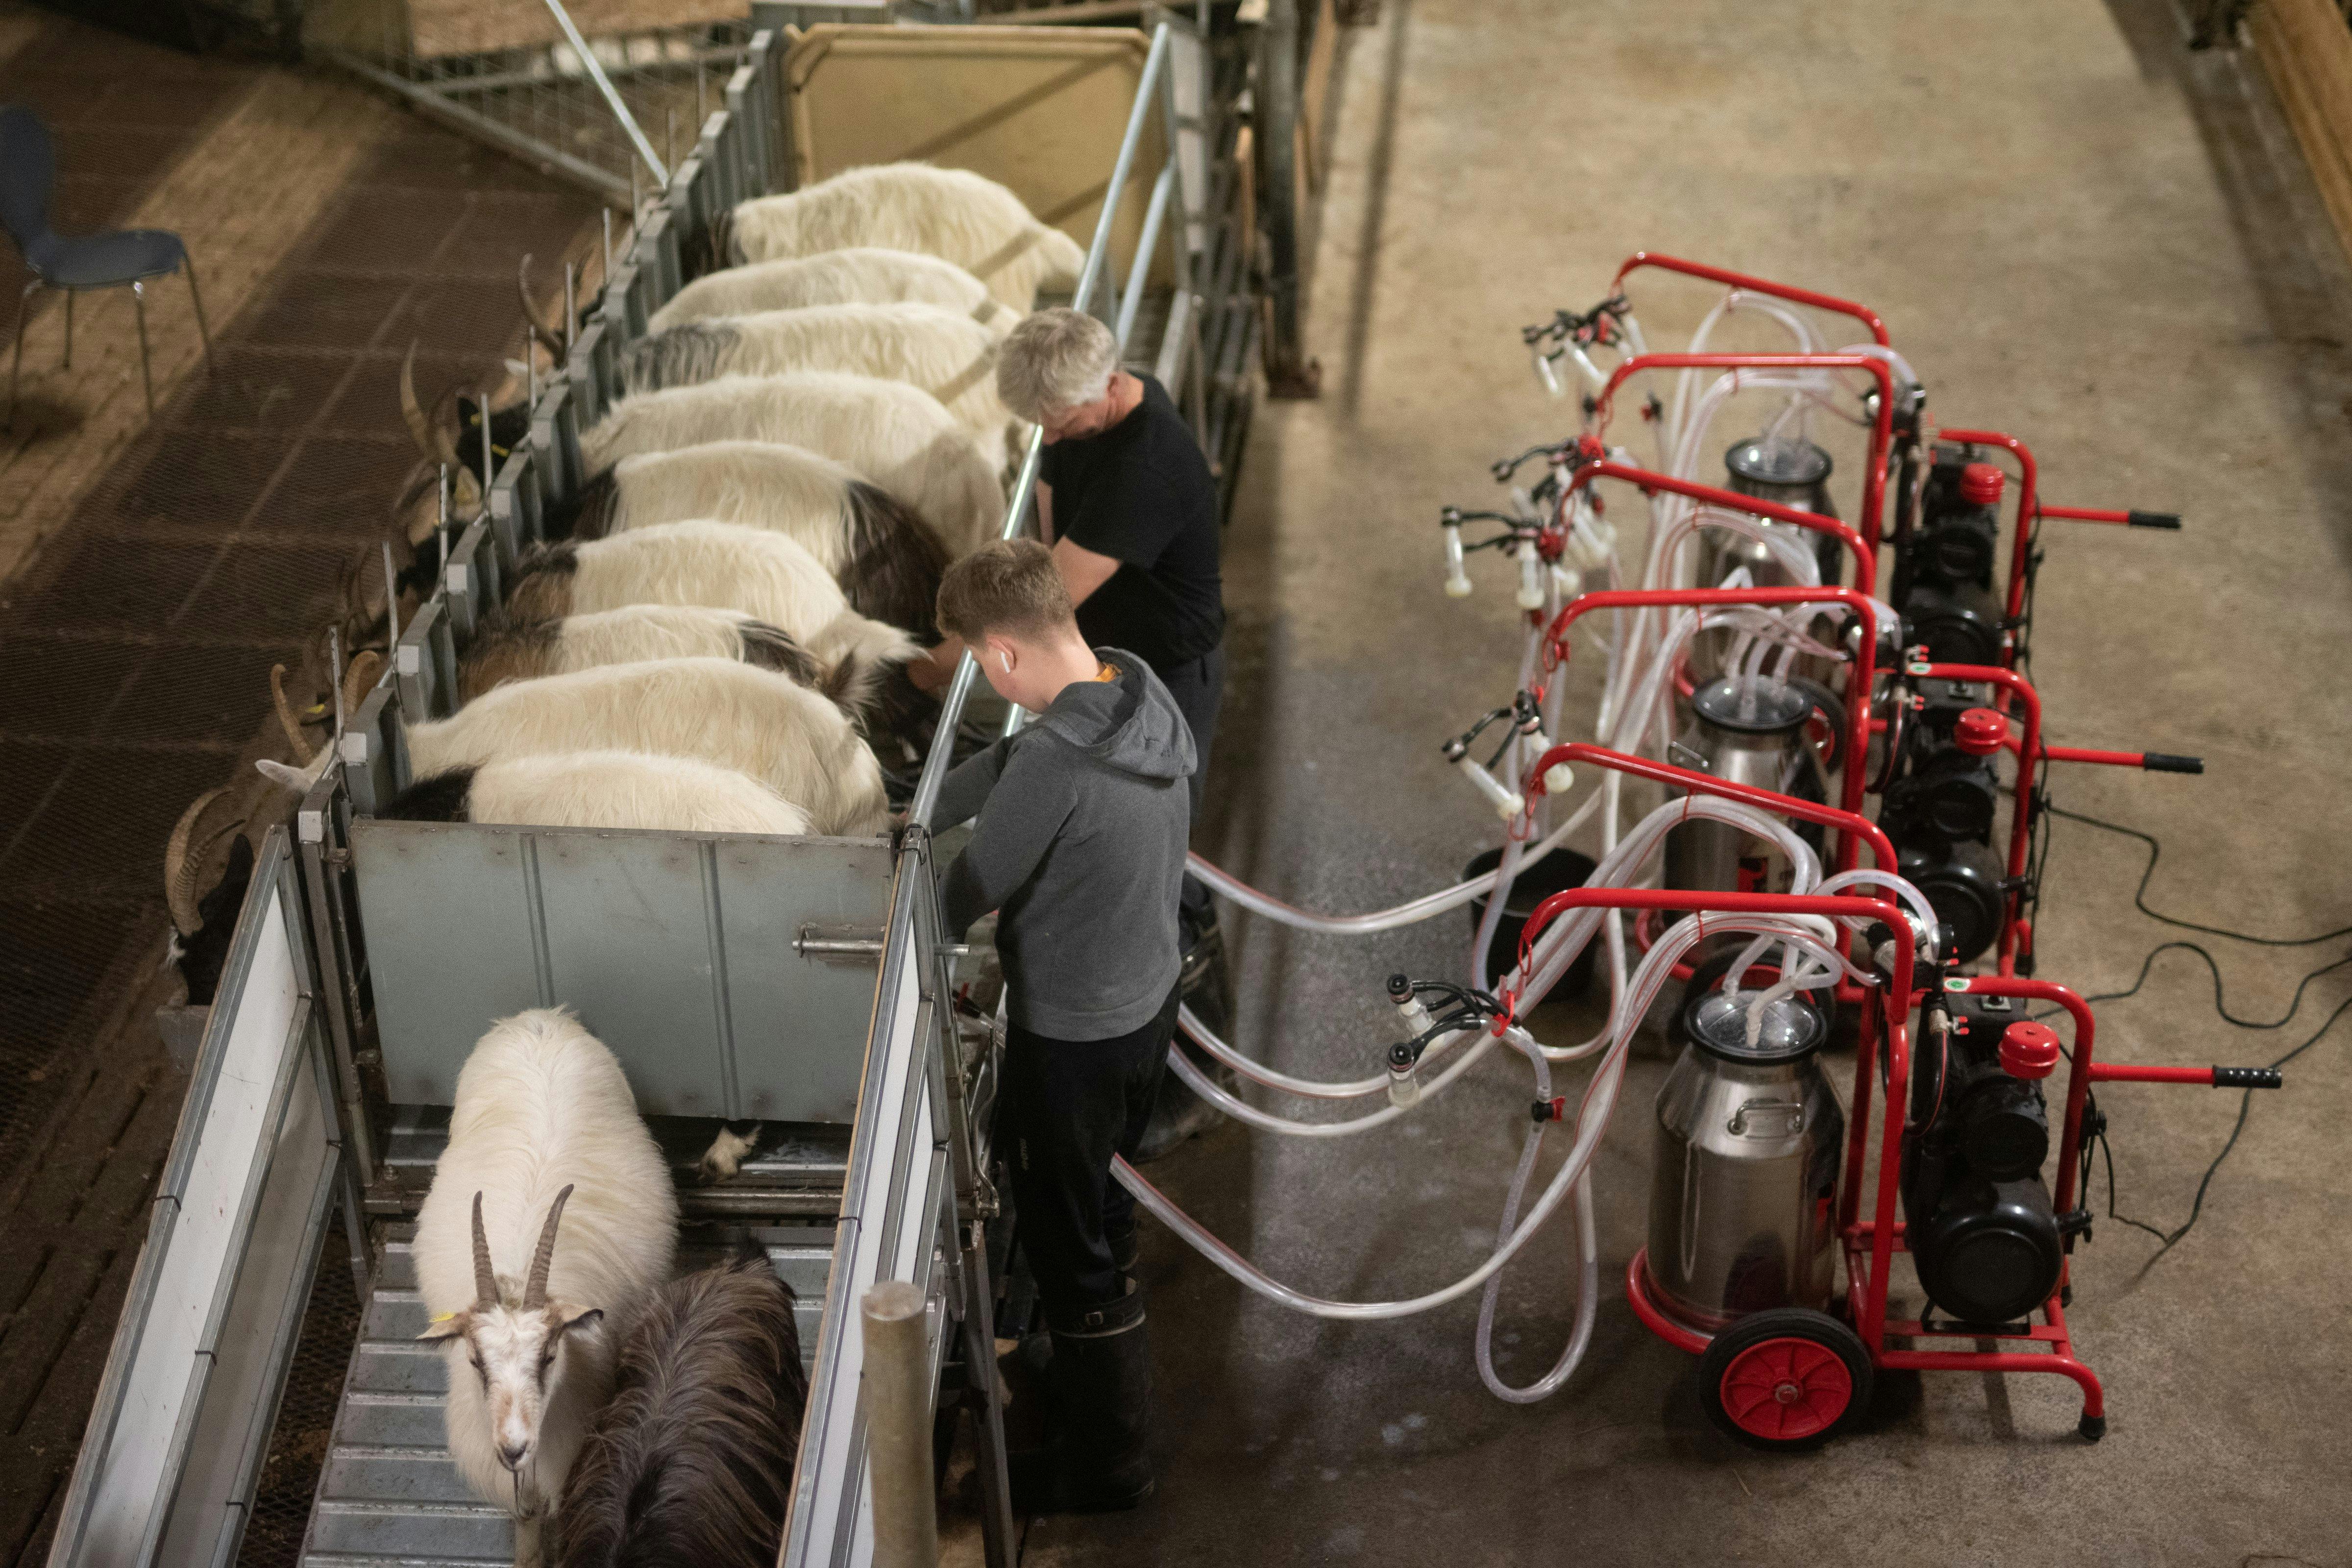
[{"x1": 352, "y1": 821, "x2": 890, "y2": 1119}]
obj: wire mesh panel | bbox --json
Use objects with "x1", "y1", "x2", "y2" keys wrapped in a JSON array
[{"x1": 314, "y1": 0, "x2": 764, "y2": 201}]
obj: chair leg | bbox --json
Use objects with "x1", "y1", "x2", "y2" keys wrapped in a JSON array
[
  {"x1": 132, "y1": 281, "x2": 154, "y2": 417},
  {"x1": 184, "y1": 256, "x2": 214, "y2": 369},
  {"x1": 9, "y1": 279, "x2": 37, "y2": 429},
  {"x1": 61, "y1": 288, "x2": 72, "y2": 369}
]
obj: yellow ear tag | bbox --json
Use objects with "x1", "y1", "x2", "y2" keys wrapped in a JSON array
[{"x1": 429, "y1": 1312, "x2": 455, "y2": 1323}]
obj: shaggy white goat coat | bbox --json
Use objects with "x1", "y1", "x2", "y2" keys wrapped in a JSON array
[
  {"x1": 394, "y1": 752, "x2": 815, "y2": 835},
  {"x1": 616, "y1": 303, "x2": 1022, "y2": 468},
  {"x1": 457, "y1": 606, "x2": 820, "y2": 705},
  {"x1": 579, "y1": 373, "x2": 1003, "y2": 554},
  {"x1": 648, "y1": 247, "x2": 1012, "y2": 334},
  {"x1": 415, "y1": 1009, "x2": 677, "y2": 1517},
  {"x1": 724, "y1": 163, "x2": 1086, "y2": 311},
  {"x1": 502, "y1": 522, "x2": 918, "y2": 699},
  {"x1": 569, "y1": 443, "x2": 953, "y2": 635},
  {"x1": 586, "y1": 442, "x2": 875, "y2": 566},
  {"x1": 403, "y1": 658, "x2": 888, "y2": 836}
]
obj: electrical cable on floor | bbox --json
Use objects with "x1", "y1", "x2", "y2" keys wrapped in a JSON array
[
  {"x1": 2125, "y1": 989, "x2": 2352, "y2": 1278},
  {"x1": 2034, "y1": 803, "x2": 2352, "y2": 1266},
  {"x1": 2047, "y1": 803, "x2": 2352, "y2": 946}
]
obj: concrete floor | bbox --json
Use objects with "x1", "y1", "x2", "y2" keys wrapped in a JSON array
[{"x1": 1027, "y1": 2, "x2": 2352, "y2": 1563}]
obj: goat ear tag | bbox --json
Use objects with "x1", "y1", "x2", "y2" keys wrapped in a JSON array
[{"x1": 428, "y1": 1312, "x2": 454, "y2": 1323}]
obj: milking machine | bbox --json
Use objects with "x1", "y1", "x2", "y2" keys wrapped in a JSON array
[{"x1": 1124, "y1": 249, "x2": 2290, "y2": 1447}]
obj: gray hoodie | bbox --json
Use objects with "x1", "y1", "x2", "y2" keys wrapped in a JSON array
[{"x1": 933, "y1": 648, "x2": 1195, "y2": 1039}]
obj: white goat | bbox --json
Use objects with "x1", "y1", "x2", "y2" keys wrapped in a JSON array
[
  {"x1": 458, "y1": 606, "x2": 821, "y2": 705},
  {"x1": 501, "y1": 522, "x2": 918, "y2": 715},
  {"x1": 407, "y1": 659, "x2": 889, "y2": 837},
  {"x1": 557, "y1": 441, "x2": 952, "y2": 634},
  {"x1": 258, "y1": 659, "x2": 889, "y2": 836},
  {"x1": 415, "y1": 1008, "x2": 677, "y2": 1568},
  {"x1": 579, "y1": 372, "x2": 1004, "y2": 554},
  {"x1": 723, "y1": 162, "x2": 1086, "y2": 311},
  {"x1": 377, "y1": 751, "x2": 815, "y2": 836},
  {"x1": 616, "y1": 302, "x2": 1022, "y2": 467},
  {"x1": 648, "y1": 246, "x2": 1013, "y2": 335}
]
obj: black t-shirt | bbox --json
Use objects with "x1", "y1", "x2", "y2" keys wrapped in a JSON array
[{"x1": 1040, "y1": 373, "x2": 1223, "y2": 671}]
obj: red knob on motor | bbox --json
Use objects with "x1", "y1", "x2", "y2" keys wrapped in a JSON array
[
  {"x1": 2000, "y1": 1021, "x2": 2062, "y2": 1080},
  {"x1": 1959, "y1": 462, "x2": 2006, "y2": 506},
  {"x1": 1953, "y1": 707, "x2": 2007, "y2": 757}
]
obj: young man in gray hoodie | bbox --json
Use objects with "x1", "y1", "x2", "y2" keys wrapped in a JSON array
[{"x1": 929, "y1": 538, "x2": 1193, "y2": 1514}]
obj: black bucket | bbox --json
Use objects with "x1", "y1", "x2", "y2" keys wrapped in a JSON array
[{"x1": 1465, "y1": 846, "x2": 1601, "y2": 995}]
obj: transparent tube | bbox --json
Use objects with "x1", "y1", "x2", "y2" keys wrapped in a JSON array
[
  {"x1": 1159, "y1": 1028, "x2": 1501, "y2": 1138},
  {"x1": 1112, "y1": 913, "x2": 1838, "y2": 1324},
  {"x1": 1474, "y1": 1028, "x2": 1598, "y2": 1403},
  {"x1": 1189, "y1": 785, "x2": 1604, "y2": 936}
]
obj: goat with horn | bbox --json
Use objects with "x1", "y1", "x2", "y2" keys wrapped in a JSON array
[
  {"x1": 163, "y1": 785, "x2": 252, "y2": 1006},
  {"x1": 415, "y1": 1008, "x2": 677, "y2": 1568}
]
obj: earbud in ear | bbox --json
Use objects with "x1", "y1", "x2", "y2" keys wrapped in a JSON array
[{"x1": 999, "y1": 651, "x2": 1012, "y2": 674}]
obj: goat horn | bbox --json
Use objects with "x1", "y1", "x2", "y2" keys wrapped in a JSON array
[
  {"x1": 471, "y1": 1191, "x2": 499, "y2": 1306},
  {"x1": 164, "y1": 786, "x2": 233, "y2": 936},
  {"x1": 270, "y1": 664, "x2": 317, "y2": 764},
  {"x1": 521, "y1": 1183, "x2": 574, "y2": 1310},
  {"x1": 342, "y1": 648, "x2": 387, "y2": 719},
  {"x1": 517, "y1": 255, "x2": 564, "y2": 359},
  {"x1": 399, "y1": 341, "x2": 462, "y2": 469}
]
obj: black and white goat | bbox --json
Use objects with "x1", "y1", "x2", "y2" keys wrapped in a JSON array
[
  {"x1": 552, "y1": 1255, "x2": 807, "y2": 1568},
  {"x1": 376, "y1": 752, "x2": 814, "y2": 837},
  {"x1": 551, "y1": 441, "x2": 951, "y2": 635},
  {"x1": 260, "y1": 658, "x2": 889, "y2": 837},
  {"x1": 614, "y1": 302, "x2": 1021, "y2": 469},
  {"x1": 415, "y1": 1008, "x2": 678, "y2": 1568},
  {"x1": 578, "y1": 372, "x2": 1005, "y2": 554},
  {"x1": 499, "y1": 522, "x2": 919, "y2": 719},
  {"x1": 457, "y1": 605, "x2": 821, "y2": 706}
]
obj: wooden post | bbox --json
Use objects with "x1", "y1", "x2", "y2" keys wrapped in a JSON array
[{"x1": 860, "y1": 1281, "x2": 938, "y2": 1568}]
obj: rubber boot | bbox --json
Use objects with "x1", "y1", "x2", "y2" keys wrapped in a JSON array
[
  {"x1": 1009, "y1": 1283, "x2": 1153, "y2": 1514},
  {"x1": 1132, "y1": 906, "x2": 1237, "y2": 1162}
]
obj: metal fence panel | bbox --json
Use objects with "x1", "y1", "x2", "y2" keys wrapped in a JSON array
[{"x1": 351, "y1": 822, "x2": 894, "y2": 1121}]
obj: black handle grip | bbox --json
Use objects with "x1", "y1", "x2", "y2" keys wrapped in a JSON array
[
  {"x1": 2128, "y1": 510, "x2": 2183, "y2": 530},
  {"x1": 2142, "y1": 753, "x2": 2204, "y2": 774},
  {"x1": 2214, "y1": 1066, "x2": 2283, "y2": 1089}
]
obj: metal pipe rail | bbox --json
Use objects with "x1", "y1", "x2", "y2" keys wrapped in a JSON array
[{"x1": 909, "y1": 19, "x2": 1197, "y2": 827}]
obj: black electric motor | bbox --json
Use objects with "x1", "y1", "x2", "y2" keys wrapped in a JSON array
[
  {"x1": 1900, "y1": 993, "x2": 2069, "y2": 1325},
  {"x1": 1877, "y1": 679, "x2": 2008, "y2": 965},
  {"x1": 1894, "y1": 445, "x2": 2009, "y2": 667}
]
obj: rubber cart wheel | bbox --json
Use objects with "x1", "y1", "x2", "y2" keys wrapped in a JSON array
[{"x1": 1697, "y1": 1307, "x2": 1873, "y2": 1451}]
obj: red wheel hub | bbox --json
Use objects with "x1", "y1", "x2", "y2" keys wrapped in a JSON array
[{"x1": 1718, "y1": 1336, "x2": 1853, "y2": 1441}]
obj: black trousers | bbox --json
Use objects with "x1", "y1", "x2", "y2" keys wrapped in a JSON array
[
  {"x1": 1001, "y1": 984, "x2": 1180, "y2": 1316},
  {"x1": 1156, "y1": 643, "x2": 1225, "y2": 922}
]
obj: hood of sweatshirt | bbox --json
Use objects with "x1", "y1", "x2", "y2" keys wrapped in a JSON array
[{"x1": 1029, "y1": 647, "x2": 1196, "y2": 783}]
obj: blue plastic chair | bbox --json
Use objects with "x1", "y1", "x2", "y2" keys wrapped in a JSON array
[{"x1": 1, "y1": 103, "x2": 212, "y2": 424}]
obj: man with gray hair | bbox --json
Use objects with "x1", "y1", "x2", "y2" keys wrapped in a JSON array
[
  {"x1": 914, "y1": 306, "x2": 1229, "y2": 1153},
  {"x1": 919, "y1": 308, "x2": 1225, "y2": 819}
]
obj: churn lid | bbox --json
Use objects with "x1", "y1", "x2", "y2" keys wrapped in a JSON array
[
  {"x1": 1683, "y1": 988, "x2": 1829, "y2": 1065},
  {"x1": 1724, "y1": 436, "x2": 1835, "y2": 491},
  {"x1": 1690, "y1": 675, "x2": 1812, "y2": 735}
]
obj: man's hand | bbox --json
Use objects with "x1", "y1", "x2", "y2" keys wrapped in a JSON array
[{"x1": 908, "y1": 638, "x2": 964, "y2": 694}]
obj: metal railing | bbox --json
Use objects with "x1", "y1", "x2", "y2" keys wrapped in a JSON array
[{"x1": 909, "y1": 19, "x2": 1195, "y2": 823}]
